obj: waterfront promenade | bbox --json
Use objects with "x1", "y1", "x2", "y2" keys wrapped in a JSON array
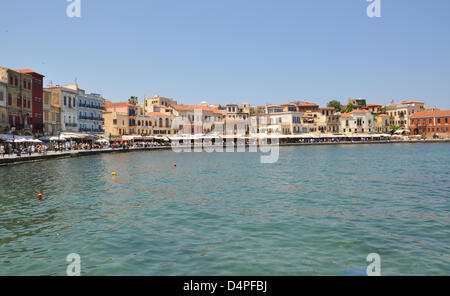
[{"x1": 1, "y1": 139, "x2": 449, "y2": 167}]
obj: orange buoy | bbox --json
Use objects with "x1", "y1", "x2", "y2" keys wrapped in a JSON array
[
  {"x1": 38, "y1": 193, "x2": 43, "y2": 201},
  {"x1": 173, "y1": 163, "x2": 177, "y2": 168}
]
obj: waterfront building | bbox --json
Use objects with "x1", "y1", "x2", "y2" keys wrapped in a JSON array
[
  {"x1": 144, "y1": 95, "x2": 177, "y2": 113},
  {"x1": 0, "y1": 66, "x2": 34, "y2": 135},
  {"x1": 171, "y1": 104, "x2": 223, "y2": 135},
  {"x1": 104, "y1": 102, "x2": 136, "y2": 135},
  {"x1": 374, "y1": 114, "x2": 391, "y2": 134},
  {"x1": 340, "y1": 110, "x2": 374, "y2": 134},
  {"x1": 16, "y1": 69, "x2": 45, "y2": 135},
  {"x1": 66, "y1": 84, "x2": 104, "y2": 134},
  {"x1": 225, "y1": 103, "x2": 250, "y2": 120},
  {"x1": 0, "y1": 81, "x2": 7, "y2": 133},
  {"x1": 317, "y1": 107, "x2": 340, "y2": 133},
  {"x1": 42, "y1": 89, "x2": 52, "y2": 135},
  {"x1": 250, "y1": 112, "x2": 303, "y2": 135},
  {"x1": 386, "y1": 100, "x2": 426, "y2": 130},
  {"x1": 136, "y1": 112, "x2": 173, "y2": 136},
  {"x1": 410, "y1": 110, "x2": 450, "y2": 139},
  {"x1": 44, "y1": 85, "x2": 79, "y2": 133},
  {"x1": 103, "y1": 111, "x2": 130, "y2": 137}
]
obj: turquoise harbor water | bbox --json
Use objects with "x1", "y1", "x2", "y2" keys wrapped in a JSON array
[{"x1": 0, "y1": 144, "x2": 449, "y2": 275}]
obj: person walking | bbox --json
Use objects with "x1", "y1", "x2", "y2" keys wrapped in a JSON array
[{"x1": 0, "y1": 144, "x2": 5, "y2": 158}]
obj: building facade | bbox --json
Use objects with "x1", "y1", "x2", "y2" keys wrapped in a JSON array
[
  {"x1": 0, "y1": 67, "x2": 33, "y2": 135},
  {"x1": 72, "y1": 85, "x2": 104, "y2": 134},
  {"x1": 45, "y1": 86, "x2": 79, "y2": 133},
  {"x1": 171, "y1": 104, "x2": 223, "y2": 135},
  {"x1": 136, "y1": 112, "x2": 173, "y2": 136},
  {"x1": 410, "y1": 110, "x2": 450, "y2": 139},
  {"x1": 104, "y1": 102, "x2": 137, "y2": 135},
  {"x1": 340, "y1": 111, "x2": 374, "y2": 134},
  {"x1": 0, "y1": 81, "x2": 7, "y2": 133},
  {"x1": 103, "y1": 111, "x2": 130, "y2": 137},
  {"x1": 16, "y1": 69, "x2": 45, "y2": 135},
  {"x1": 386, "y1": 100, "x2": 426, "y2": 129},
  {"x1": 144, "y1": 96, "x2": 177, "y2": 113},
  {"x1": 374, "y1": 114, "x2": 391, "y2": 134},
  {"x1": 317, "y1": 107, "x2": 340, "y2": 133}
]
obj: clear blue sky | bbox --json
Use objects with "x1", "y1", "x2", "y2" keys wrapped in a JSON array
[{"x1": 1, "y1": 0, "x2": 449, "y2": 109}]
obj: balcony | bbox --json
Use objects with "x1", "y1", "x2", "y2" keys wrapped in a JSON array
[
  {"x1": 78, "y1": 115, "x2": 104, "y2": 121},
  {"x1": 79, "y1": 103, "x2": 104, "y2": 110},
  {"x1": 65, "y1": 122, "x2": 78, "y2": 127}
]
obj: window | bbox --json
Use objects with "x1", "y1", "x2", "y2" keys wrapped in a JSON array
[
  {"x1": 64, "y1": 96, "x2": 67, "y2": 106},
  {"x1": 0, "y1": 91, "x2": 3, "y2": 101}
]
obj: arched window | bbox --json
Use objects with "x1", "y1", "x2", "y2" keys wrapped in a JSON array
[
  {"x1": 138, "y1": 120, "x2": 141, "y2": 126},
  {"x1": 159, "y1": 118, "x2": 163, "y2": 127},
  {"x1": 149, "y1": 121, "x2": 152, "y2": 127},
  {"x1": 165, "y1": 118, "x2": 169, "y2": 127}
]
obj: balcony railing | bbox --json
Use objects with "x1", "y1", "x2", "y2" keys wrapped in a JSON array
[
  {"x1": 78, "y1": 115, "x2": 104, "y2": 121},
  {"x1": 64, "y1": 122, "x2": 78, "y2": 127},
  {"x1": 78, "y1": 103, "x2": 104, "y2": 110}
]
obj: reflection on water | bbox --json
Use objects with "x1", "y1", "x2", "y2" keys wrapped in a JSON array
[{"x1": 0, "y1": 144, "x2": 449, "y2": 275}]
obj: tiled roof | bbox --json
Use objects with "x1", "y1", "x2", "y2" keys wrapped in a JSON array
[
  {"x1": 341, "y1": 113, "x2": 352, "y2": 118},
  {"x1": 410, "y1": 110, "x2": 450, "y2": 118},
  {"x1": 319, "y1": 107, "x2": 335, "y2": 110},
  {"x1": 15, "y1": 69, "x2": 45, "y2": 77},
  {"x1": 366, "y1": 104, "x2": 382, "y2": 107},
  {"x1": 104, "y1": 102, "x2": 135, "y2": 107},
  {"x1": 298, "y1": 102, "x2": 318, "y2": 107},
  {"x1": 350, "y1": 110, "x2": 370, "y2": 114},
  {"x1": 400, "y1": 100, "x2": 424, "y2": 105}
]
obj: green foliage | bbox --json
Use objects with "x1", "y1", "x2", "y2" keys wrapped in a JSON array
[
  {"x1": 342, "y1": 103, "x2": 354, "y2": 113},
  {"x1": 327, "y1": 100, "x2": 342, "y2": 112}
]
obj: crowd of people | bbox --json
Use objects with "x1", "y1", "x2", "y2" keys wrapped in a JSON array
[
  {"x1": 0, "y1": 143, "x2": 49, "y2": 158},
  {"x1": 0, "y1": 139, "x2": 171, "y2": 158}
]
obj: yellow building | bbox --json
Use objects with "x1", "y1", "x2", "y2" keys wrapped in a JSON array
[
  {"x1": 136, "y1": 112, "x2": 174, "y2": 136},
  {"x1": 144, "y1": 95, "x2": 177, "y2": 113},
  {"x1": 103, "y1": 111, "x2": 130, "y2": 137},
  {"x1": 375, "y1": 114, "x2": 390, "y2": 133}
]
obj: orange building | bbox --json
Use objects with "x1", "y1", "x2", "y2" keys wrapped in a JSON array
[{"x1": 410, "y1": 110, "x2": 450, "y2": 138}]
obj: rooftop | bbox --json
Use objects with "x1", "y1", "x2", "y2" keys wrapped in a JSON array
[
  {"x1": 15, "y1": 69, "x2": 45, "y2": 77},
  {"x1": 410, "y1": 110, "x2": 450, "y2": 118}
]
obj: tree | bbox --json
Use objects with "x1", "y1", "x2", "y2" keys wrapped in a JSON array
[
  {"x1": 327, "y1": 100, "x2": 342, "y2": 112},
  {"x1": 342, "y1": 103, "x2": 354, "y2": 113}
]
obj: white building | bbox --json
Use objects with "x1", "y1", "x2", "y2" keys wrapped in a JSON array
[
  {"x1": 77, "y1": 92, "x2": 104, "y2": 134},
  {"x1": 340, "y1": 111, "x2": 374, "y2": 134},
  {"x1": 385, "y1": 100, "x2": 426, "y2": 129},
  {"x1": 250, "y1": 112, "x2": 303, "y2": 135}
]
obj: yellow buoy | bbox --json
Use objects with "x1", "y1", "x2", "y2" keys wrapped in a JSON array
[{"x1": 112, "y1": 172, "x2": 117, "y2": 176}]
